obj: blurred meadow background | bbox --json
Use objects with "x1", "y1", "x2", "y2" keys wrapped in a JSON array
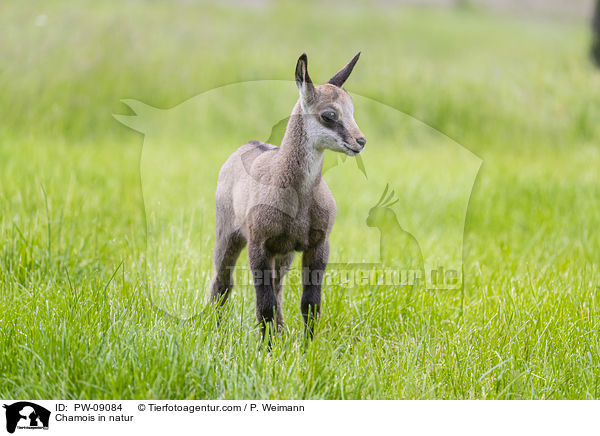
[{"x1": 1, "y1": 0, "x2": 600, "y2": 399}]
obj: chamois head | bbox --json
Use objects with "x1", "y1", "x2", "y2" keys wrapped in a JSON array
[{"x1": 294, "y1": 53, "x2": 366, "y2": 156}]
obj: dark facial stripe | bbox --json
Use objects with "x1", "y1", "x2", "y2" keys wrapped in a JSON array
[{"x1": 319, "y1": 117, "x2": 351, "y2": 144}]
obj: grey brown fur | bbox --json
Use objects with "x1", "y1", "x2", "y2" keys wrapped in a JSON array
[{"x1": 210, "y1": 53, "x2": 366, "y2": 340}]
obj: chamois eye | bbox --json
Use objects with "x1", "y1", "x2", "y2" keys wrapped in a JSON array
[{"x1": 321, "y1": 110, "x2": 338, "y2": 122}]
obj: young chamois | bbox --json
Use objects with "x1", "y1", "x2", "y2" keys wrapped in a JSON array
[{"x1": 210, "y1": 53, "x2": 366, "y2": 339}]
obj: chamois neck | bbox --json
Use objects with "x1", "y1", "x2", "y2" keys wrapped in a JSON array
[{"x1": 278, "y1": 101, "x2": 324, "y2": 191}]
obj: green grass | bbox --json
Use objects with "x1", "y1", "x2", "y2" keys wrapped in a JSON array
[{"x1": 1, "y1": 0, "x2": 600, "y2": 399}]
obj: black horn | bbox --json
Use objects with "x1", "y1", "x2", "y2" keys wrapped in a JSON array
[{"x1": 327, "y1": 52, "x2": 361, "y2": 87}]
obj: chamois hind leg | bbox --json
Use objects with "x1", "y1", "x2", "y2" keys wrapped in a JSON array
[
  {"x1": 210, "y1": 230, "x2": 246, "y2": 305},
  {"x1": 301, "y1": 240, "x2": 329, "y2": 340},
  {"x1": 248, "y1": 241, "x2": 280, "y2": 342},
  {"x1": 273, "y1": 253, "x2": 295, "y2": 327}
]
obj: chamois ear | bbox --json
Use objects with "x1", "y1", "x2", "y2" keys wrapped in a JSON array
[
  {"x1": 327, "y1": 52, "x2": 361, "y2": 87},
  {"x1": 295, "y1": 53, "x2": 315, "y2": 104}
]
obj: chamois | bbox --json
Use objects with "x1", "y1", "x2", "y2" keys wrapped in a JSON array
[{"x1": 210, "y1": 53, "x2": 366, "y2": 339}]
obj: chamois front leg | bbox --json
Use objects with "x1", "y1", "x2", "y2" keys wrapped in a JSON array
[
  {"x1": 273, "y1": 253, "x2": 295, "y2": 306},
  {"x1": 248, "y1": 241, "x2": 281, "y2": 341},
  {"x1": 301, "y1": 239, "x2": 329, "y2": 340}
]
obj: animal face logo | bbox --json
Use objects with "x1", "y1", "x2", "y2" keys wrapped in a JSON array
[
  {"x1": 366, "y1": 184, "x2": 399, "y2": 228},
  {"x1": 3, "y1": 402, "x2": 50, "y2": 434}
]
